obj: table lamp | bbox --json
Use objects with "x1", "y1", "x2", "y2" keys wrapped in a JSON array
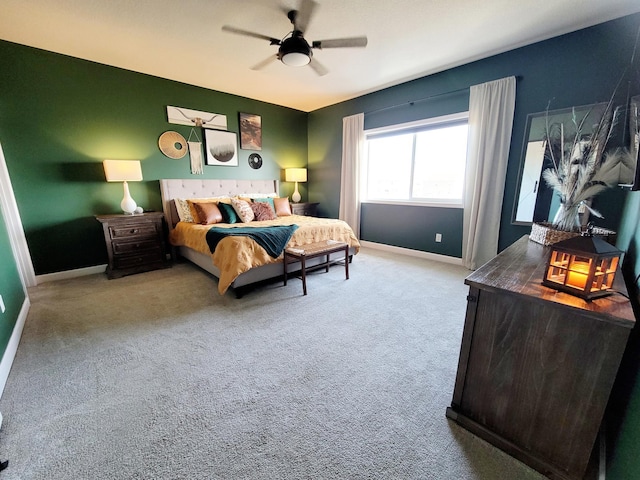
[
  {"x1": 103, "y1": 160, "x2": 143, "y2": 214},
  {"x1": 285, "y1": 168, "x2": 307, "y2": 203}
]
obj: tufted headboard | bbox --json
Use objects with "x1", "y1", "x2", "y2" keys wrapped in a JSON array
[{"x1": 159, "y1": 179, "x2": 279, "y2": 230}]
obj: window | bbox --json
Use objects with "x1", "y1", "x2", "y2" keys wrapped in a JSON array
[{"x1": 363, "y1": 112, "x2": 468, "y2": 206}]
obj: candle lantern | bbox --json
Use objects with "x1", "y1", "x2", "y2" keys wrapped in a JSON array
[{"x1": 542, "y1": 233, "x2": 622, "y2": 301}]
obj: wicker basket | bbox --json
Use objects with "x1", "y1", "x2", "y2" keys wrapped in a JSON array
[{"x1": 529, "y1": 222, "x2": 616, "y2": 246}]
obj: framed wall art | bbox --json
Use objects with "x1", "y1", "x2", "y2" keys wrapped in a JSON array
[
  {"x1": 239, "y1": 112, "x2": 262, "y2": 150},
  {"x1": 204, "y1": 130, "x2": 238, "y2": 167}
]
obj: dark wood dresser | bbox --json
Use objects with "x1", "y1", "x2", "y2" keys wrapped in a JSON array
[
  {"x1": 446, "y1": 235, "x2": 635, "y2": 480},
  {"x1": 291, "y1": 202, "x2": 319, "y2": 216},
  {"x1": 96, "y1": 212, "x2": 169, "y2": 279}
]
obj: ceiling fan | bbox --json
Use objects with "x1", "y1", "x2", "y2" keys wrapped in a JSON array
[{"x1": 221, "y1": 0, "x2": 367, "y2": 76}]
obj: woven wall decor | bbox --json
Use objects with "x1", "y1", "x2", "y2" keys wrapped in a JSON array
[{"x1": 158, "y1": 131, "x2": 188, "y2": 159}]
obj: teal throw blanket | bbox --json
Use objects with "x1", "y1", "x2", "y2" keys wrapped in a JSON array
[{"x1": 206, "y1": 225, "x2": 299, "y2": 258}]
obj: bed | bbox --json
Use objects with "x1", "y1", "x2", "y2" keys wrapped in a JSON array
[{"x1": 159, "y1": 179, "x2": 360, "y2": 296}]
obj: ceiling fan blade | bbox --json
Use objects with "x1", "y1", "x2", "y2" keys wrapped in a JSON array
[
  {"x1": 308, "y1": 57, "x2": 329, "y2": 76},
  {"x1": 312, "y1": 37, "x2": 368, "y2": 49},
  {"x1": 250, "y1": 55, "x2": 279, "y2": 71},
  {"x1": 221, "y1": 25, "x2": 281, "y2": 45},
  {"x1": 293, "y1": 0, "x2": 317, "y2": 33}
]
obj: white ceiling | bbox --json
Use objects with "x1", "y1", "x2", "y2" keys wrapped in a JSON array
[{"x1": 2, "y1": 0, "x2": 639, "y2": 112}]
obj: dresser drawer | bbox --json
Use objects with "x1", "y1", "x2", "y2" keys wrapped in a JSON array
[
  {"x1": 113, "y1": 249, "x2": 164, "y2": 270},
  {"x1": 109, "y1": 224, "x2": 158, "y2": 240}
]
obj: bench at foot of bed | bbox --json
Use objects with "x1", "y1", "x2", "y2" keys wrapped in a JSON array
[{"x1": 283, "y1": 240, "x2": 350, "y2": 295}]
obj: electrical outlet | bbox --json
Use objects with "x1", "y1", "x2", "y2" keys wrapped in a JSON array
[
  {"x1": 435, "y1": 233, "x2": 442, "y2": 243},
  {"x1": 0, "y1": 295, "x2": 5, "y2": 314}
]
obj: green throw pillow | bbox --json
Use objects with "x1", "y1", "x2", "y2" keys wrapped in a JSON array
[{"x1": 218, "y1": 202, "x2": 239, "y2": 224}]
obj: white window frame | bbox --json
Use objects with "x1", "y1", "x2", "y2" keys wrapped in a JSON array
[{"x1": 362, "y1": 111, "x2": 469, "y2": 209}]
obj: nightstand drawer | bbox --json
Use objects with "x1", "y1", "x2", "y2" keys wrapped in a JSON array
[
  {"x1": 112, "y1": 239, "x2": 160, "y2": 255},
  {"x1": 291, "y1": 202, "x2": 319, "y2": 216},
  {"x1": 113, "y1": 250, "x2": 163, "y2": 270},
  {"x1": 109, "y1": 224, "x2": 158, "y2": 239}
]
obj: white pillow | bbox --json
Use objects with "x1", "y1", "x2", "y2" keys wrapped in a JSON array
[{"x1": 231, "y1": 198, "x2": 255, "y2": 223}]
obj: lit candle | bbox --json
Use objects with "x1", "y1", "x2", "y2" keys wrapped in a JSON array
[{"x1": 565, "y1": 260, "x2": 591, "y2": 290}]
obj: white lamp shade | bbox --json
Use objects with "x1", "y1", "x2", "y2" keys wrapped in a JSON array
[
  {"x1": 103, "y1": 160, "x2": 143, "y2": 182},
  {"x1": 285, "y1": 168, "x2": 307, "y2": 183}
]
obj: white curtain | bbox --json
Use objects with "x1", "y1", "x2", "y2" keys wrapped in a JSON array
[
  {"x1": 339, "y1": 113, "x2": 364, "y2": 238},
  {"x1": 462, "y1": 76, "x2": 516, "y2": 270}
]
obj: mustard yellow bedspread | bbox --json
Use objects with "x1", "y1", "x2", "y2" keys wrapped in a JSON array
[{"x1": 169, "y1": 215, "x2": 360, "y2": 294}]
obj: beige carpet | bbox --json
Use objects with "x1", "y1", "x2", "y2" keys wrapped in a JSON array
[{"x1": 0, "y1": 248, "x2": 546, "y2": 479}]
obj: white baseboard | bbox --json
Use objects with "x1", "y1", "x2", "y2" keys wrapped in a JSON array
[
  {"x1": 36, "y1": 264, "x2": 106, "y2": 284},
  {"x1": 360, "y1": 240, "x2": 464, "y2": 266},
  {"x1": 0, "y1": 296, "x2": 30, "y2": 399}
]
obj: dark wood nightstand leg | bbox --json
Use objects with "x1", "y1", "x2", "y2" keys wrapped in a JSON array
[
  {"x1": 344, "y1": 245, "x2": 349, "y2": 280},
  {"x1": 301, "y1": 255, "x2": 307, "y2": 295},
  {"x1": 283, "y1": 251, "x2": 288, "y2": 286}
]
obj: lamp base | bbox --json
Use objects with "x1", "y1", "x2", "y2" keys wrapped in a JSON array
[
  {"x1": 292, "y1": 182, "x2": 301, "y2": 203},
  {"x1": 121, "y1": 181, "x2": 138, "y2": 214}
]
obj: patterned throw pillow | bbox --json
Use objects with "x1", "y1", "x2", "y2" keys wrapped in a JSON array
[
  {"x1": 250, "y1": 201, "x2": 277, "y2": 221},
  {"x1": 174, "y1": 199, "x2": 195, "y2": 223},
  {"x1": 218, "y1": 202, "x2": 239, "y2": 224},
  {"x1": 273, "y1": 197, "x2": 292, "y2": 216},
  {"x1": 231, "y1": 197, "x2": 255, "y2": 223},
  {"x1": 192, "y1": 202, "x2": 223, "y2": 225}
]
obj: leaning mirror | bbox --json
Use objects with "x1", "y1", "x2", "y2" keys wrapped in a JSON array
[
  {"x1": 512, "y1": 103, "x2": 608, "y2": 225},
  {"x1": 620, "y1": 94, "x2": 640, "y2": 190}
]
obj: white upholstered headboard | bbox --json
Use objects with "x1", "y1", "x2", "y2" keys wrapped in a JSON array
[{"x1": 159, "y1": 179, "x2": 280, "y2": 229}]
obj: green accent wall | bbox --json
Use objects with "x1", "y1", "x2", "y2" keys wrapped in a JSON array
[
  {"x1": 0, "y1": 206, "x2": 25, "y2": 355},
  {"x1": 0, "y1": 40, "x2": 308, "y2": 274}
]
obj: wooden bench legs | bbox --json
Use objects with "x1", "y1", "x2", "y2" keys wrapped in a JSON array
[{"x1": 283, "y1": 242, "x2": 349, "y2": 295}]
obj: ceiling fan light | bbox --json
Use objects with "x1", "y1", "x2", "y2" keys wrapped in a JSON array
[{"x1": 281, "y1": 51, "x2": 310, "y2": 67}]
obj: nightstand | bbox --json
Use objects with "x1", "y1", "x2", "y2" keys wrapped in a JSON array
[
  {"x1": 96, "y1": 212, "x2": 170, "y2": 279},
  {"x1": 291, "y1": 202, "x2": 319, "y2": 216}
]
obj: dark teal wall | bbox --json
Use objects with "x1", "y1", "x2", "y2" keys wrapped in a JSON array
[
  {"x1": 0, "y1": 205, "x2": 25, "y2": 355},
  {"x1": 608, "y1": 190, "x2": 640, "y2": 480},
  {"x1": 0, "y1": 40, "x2": 308, "y2": 274},
  {"x1": 361, "y1": 204, "x2": 463, "y2": 257},
  {"x1": 308, "y1": 14, "x2": 639, "y2": 258}
]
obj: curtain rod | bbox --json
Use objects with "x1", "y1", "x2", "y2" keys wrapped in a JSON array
[{"x1": 364, "y1": 75, "x2": 522, "y2": 116}]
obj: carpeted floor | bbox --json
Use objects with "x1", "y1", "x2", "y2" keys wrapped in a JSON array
[{"x1": 0, "y1": 248, "x2": 546, "y2": 479}]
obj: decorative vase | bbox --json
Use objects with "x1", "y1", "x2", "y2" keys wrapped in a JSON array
[{"x1": 552, "y1": 203, "x2": 581, "y2": 233}]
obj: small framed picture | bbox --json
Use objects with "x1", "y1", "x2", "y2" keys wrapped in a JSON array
[
  {"x1": 239, "y1": 112, "x2": 262, "y2": 150},
  {"x1": 204, "y1": 129, "x2": 238, "y2": 166}
]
